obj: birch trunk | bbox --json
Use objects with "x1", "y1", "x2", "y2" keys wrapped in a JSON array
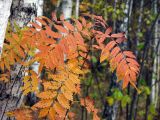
[
  {"x1": 75, "y1": 0, "x2": 80, "y2": 19},
  {"x1": 0, "y1": 0, "x2": 43, "y2": 119},
  {"x1": 151, "y1": 0, "x2": 159, "y2": 107},
  {"x1": 0, "y1": 1, "x2": 12, "y2": 120},
  {"x1": 0, "y1": 0, "x2": 12, "y2": 55},
  {"x1": 62, "y1": 0, "x2": 73, "y2": 20},
  {"x1": 121, "y1": 0, "x2": 133, "y2": 36},
  {"x1": 10, "y1": 0, "x2": 37, "y2": 27},
  {"x1": 37, "y1": 0, "x2": 44, "y2": 16}
]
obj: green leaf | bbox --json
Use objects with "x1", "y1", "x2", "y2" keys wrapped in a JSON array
[
  {"x1": 113, "y1": 89, "x2": 123, "y2": 100},
  {"x1": 149, "y1": 104, "x2": 157, "y2": 115},
  {"x1": 139, "y1": 78, "x2": 146, "y2": 85},
  {"x1": 137, "y1": 32, "x2": 143, "y2": 38},
  {"x1": 116, "y1": 9, "x2": 120, "y2": 15},
  {"x1": 137, "y1": 43, "x2": 144, "y2": 50},
  {"x1": 106, "y1": 97, "x2": 114, "y2": 106},
  {"x1": 147, "y1": 114, "x2": 153, "y2": 120},
  {"x1": 91, "y1": 92, "x2": 98, "y2": 99},
  {"x1": 138, "y1": 110, "x2": 145, "y2": 117},
  {"x1": 144, "y1": 87, "x2": 151, "y2": 95},
  {"x1": 91, "y1": 56, "x2": 97, "y2": 63},
  {"x1": 85, "y1": 77, "x2": 93, "y2": 86},
  {"x1": 121, "y1": 95, "x2": 131, "y2": 107}
]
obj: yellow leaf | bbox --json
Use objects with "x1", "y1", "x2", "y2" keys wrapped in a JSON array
[
  {"x1": 23, "y1": 88, "x2": 31, "y2": 95},
  {"x1": 65, "y1": 79, "x2": 76, "y2": 93},
  {"x1": 72, "y1": 67, "x2": 84, "y2": 74},
  {"x1": 50, "y1": 74, "x2": 66, "y2": 82},
  {"x1": 39, "y1": 107, "x2": 49, "y2": 118},
  {"x1": 69, "y1": 73, "x2": 80, "y2": 84},
  {"x1": 57, "y1": 93, "x2": 70, "y2": 109},
  {"x1": 37, "y1": 91, "x2": 57, "y2": 99},
  {"x1": 61, "y1": 86, "x2": 73, "y2": 101},
  {"x1": 53, "y1": 102, "x2": 66, "y2": 118},
  {"x1": 0, "y1": 61, "x2": 5, "y2": 71},
  {"x1": 48, "y1": 107, "x2": 56, "y2": 120},
  {"x1": 100, "y1": 52, "x2": 109, "y2": 63},
  {"x1": 43, "y1": 81, "x2": 61, "y2": 90},
  {"x1": 33, "y1": 99, "x2": 53, "y2": 108},
  {"x1": 7, "y1": 108, "x2": 34, "y2": 120}
]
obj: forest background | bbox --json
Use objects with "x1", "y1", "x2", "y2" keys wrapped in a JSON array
[{"x1": 0, "y1": 0, "x2": 160, "y2": 120}]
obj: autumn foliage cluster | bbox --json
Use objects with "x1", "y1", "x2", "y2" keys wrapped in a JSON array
[{"x1": 0, "y1": 14, "x2": 140, "y2": 120}]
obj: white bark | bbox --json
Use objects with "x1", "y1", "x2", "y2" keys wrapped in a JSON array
[
  {"x1": 10, "y1": 0, "x2": 36, "y2": 27},
  {"x1": 37, "y1": 0, "x2": 44, "y2": 16},
  {"x1": 151, "y1": 0, "x2": 159, "y2": 107},
  {"x1": 0, "y1": 0, "x2": 12, "y2": 55},
  {"x1": 75, "y1": 0, "x2": 80, "y2": 19},
  {"x1": 10, "y1": 0, "x2": 43, "y2": 75},
  {"x1": 121, "y1": 0, "x2": 133, "y2": 36},
  {"x1": 0, "y1": 0, "x2": 44, "y2": 119},
  {"x1": 62, "y1": 0, "x2": 73, "y2": 19},
  {"x1": 137, "y1": 0, "x2": 143, "y2": 34}
]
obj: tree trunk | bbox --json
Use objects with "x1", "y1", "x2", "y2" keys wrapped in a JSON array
[
  {"x1": 0, "y1": 1, "x2": 12, "y2": 120},
  {"x1": 75, "y1": 0, "x2": 80, "y2": 19},
  {"x1": 0, "y1": 0, "x2": 44, "y2": 119},
  {"x1": 102, "y1": 73, "x2": 120, "y2": 120},
  {"x1": 151, "y1": 0, "x2": 159, "y2": 107},
  {"x1": 121, "y1": 0, "x2": 133, "y2": 36},
  {"x1": 10, "y1": 0, "x2": 37, "y2": 27},
  {"x1": 0, "y1": 0, "x2": 12, "y2": 55},
  {"x1": 37, "y1": 0, "x2": 44, "y2": 16},
  {"x1": 61, "y1": 0, "x2": 73, "y2": 20}
]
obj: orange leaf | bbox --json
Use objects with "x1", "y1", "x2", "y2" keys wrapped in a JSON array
[
  {"x1": 111, "y1": 33, "x2": 124, "y2": 38},
  {"x1": 35, "y1": 17, "x2": 47, "y2": 25},
  {"x1": 29, "y1": 22, "x2": 41, "y2": 29},
  {"x1": 45, "y1": 26, "x2": 62, "y2": 38},
  {"x1": 73, "y1": 19, "x2": 83, "y2": 31},
  {"x1": 63, "y1": 21, "x2": 74, "y2": 31},
  {"x1": 54, "y1": 25, "x2": 68, "y2": 33}
]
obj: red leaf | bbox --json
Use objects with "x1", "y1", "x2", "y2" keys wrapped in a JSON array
[
  {"x1": 126, "y1": 58, "x2": 139, "y2": 66},
  {"x1": 116, "y1": 37, "x2": 126, "y2": 43},
  {"x1": 45, "y1": 26, "x2": 62, "y2": 38},
  {"x1": 92, "y1": 45, "x2": 101, "y2": 49},
  {"x1": 105, "y1": 27, "x2": 112, "y2": 35},
  {"x1": 29, "y1": 22, "x2": 41, "y2": 29},
  {"x1": 111, "y1": 33, "x2": 124, "y2": 38},
  {"x1": 81, "y1": 17, "x2": 86, "y2": 26},
  {"x1": 110, "y1": 47, "x2": 121, "y2": 57},
  {"x1": 104, "y1": 41, "x2": 116, "y2": 52},
  {"x1": 54, "y1": 25, "x2": 68, "y2": 33},
  {"x1": 73, "y1": 19, "x2": 83, "y2": 31},
  {"x1": 63, "y1": 21, "x2": 74, "y2": 31},
  {"x1": 123, "y1": 74, "x2": 129, "y2": 89},
  {"x1": 40, "y1": 16, "x2": 52, "y2": 23},
  {"x1": 35, "y1": 17, "x2": 47, "y2": 26},
  {"x1": 123, "y1": 51, "x2": 136, "y2": 58}
]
